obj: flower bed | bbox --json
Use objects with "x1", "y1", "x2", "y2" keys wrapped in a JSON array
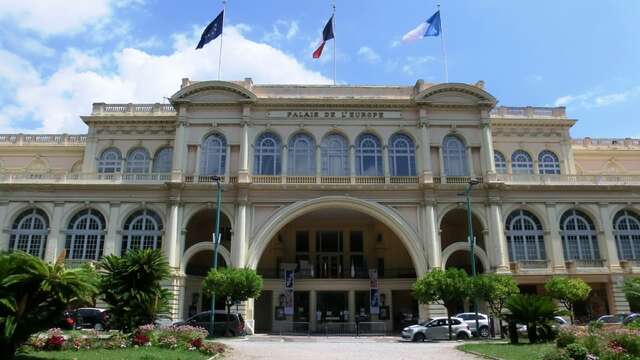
[
  {"x1": 543, "y1": 324, "x2": 640, "y2": 360},
  {"x1": 22, "y1": 325, "x2": 227, "y2": 356}
]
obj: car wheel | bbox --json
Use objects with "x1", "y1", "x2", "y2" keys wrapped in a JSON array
[
  {"x1": 413, "y1": 333, "x2": 425, "y2": 342},
  {"x1": 94, "y1": 323, "x2": 103, "y2": 331},
  {"x1": 457, "y1": 332, "x2": 469, "y2": 340},
  {"x1": 479, "y1": 326, "x2": 490, "y2": 338}
]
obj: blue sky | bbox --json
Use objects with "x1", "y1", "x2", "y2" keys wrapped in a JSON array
[{"x1": 0, "y1": 0, "x2": 638, "y2": 137}]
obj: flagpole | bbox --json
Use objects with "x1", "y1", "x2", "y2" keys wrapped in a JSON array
[
  {"x1": 217, "y1": 0, "x2": 227, "y2": 81},
  {"x1": 332, "y1": 1, "x2": 336, "y2": 85},
  {"x1": 437, "y1": 4, "x2": 449, "y2": 82}
]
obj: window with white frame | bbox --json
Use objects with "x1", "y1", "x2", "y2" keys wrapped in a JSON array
[
  {"x1": 121, "y1": 209, "x2": 163, "y2": 255},
  {"x1": 560, "y1": 209, "x2": 600, "y2": 261},
  {"x1": 9, "y1": 208, "x2": 49, "y2": 258},
  {"x1": 505, "y1": 209, "x2": 546, "y2": 261},
  {"x1": 613, "y1": 209, "x2": 640, "y2": 260},
  {"x1": 97, "y1": 148, "x2": 122, "y2": 173},
  {"x1": 125, "y1": 148, "x2": 151, "y2": 173},
  {"x1": 254, "y1": 132, "x2": 281, "y2": 175},
  {"x1": 538, "y1": 150, "x2": 561, "y2": 174},
  {"x1": 321, "y1": 133, "x2": 349, "y2": 176},
  {"x1": 65, "y1": 209, "x2": 106, "y2": 261},
  {"x1": 201, "y1": 133, "x2": 227, "y2": 176},
  {"x1": 389, "y1": 133, "x2": 416, "y2": 176},
  {"x1": 288, "y1": 133, "x2": 315, "y2": 175},
  {"x1": 442, "y1": 135, "x2": 468, "y2": 176},
  {"x1": 152, "y1": 147, "x2": 173, "y2": 173},
  {"x1": 511, "y1": 150, "x2": 534, "y2": 175},
  {"x1": 355, "y1": 133, "x2": 383, "y2": 176},
  {"x1": 494, "y1": 151, "x2": 507, "y2": 174}
]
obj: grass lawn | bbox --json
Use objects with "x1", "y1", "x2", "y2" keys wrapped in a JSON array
[
  {"x1": 16, "y1": 347, "x2": 211, "y2": 360},
  {"x1": 457, "y1": 342, "x2": 555, "y2": 360}
]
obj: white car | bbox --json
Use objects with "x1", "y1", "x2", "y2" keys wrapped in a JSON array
[
  {"x1": 401, "y1": 317, "x2": 472, "y2": 342},
  {"x1": 455, "y1": 312, "x2": 490, "y2": 338}
]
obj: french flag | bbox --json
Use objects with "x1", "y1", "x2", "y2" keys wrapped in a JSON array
[
  {"x1": 312, "y1": 15, "x2": 334, "y2": 59},
  {"x1": 402, "y1": 10, "x2": 441, "y2": 43}
]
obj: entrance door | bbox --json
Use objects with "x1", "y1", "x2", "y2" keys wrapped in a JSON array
[
  {"x1": 317, "y1": 291, "x2": 348, "y2": 322},
  {"x1": 254, "y1": 290, "x2": 273, "y2": 333},
  {"x1": 392, "y1": 290, "x2": 418, "y2": 331}
]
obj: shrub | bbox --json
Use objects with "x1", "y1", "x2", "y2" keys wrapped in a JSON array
[
  {"x1": 542, "y1": 349, "x2": 571, "y2": 360},
  {"x1": 565, "y1": 343, "x2": 588, "y2": 360},
  {"x1": 44, "y1": 329, "x2": 65, "y2": 351},
  {"x1": 545, "y1": 277, "x2": 591, "y2": 324},
  {"x1": 556, "y1": 328, "x2": 577, "y2": 348},
  {"x1": 626, "y1": 318, "x2": 640, "y2": 329},
  {"x1": 504, "y1": 294, "x2": 559, "y2": 344}
]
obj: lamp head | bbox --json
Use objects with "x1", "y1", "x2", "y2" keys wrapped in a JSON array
[
  {"x1": 212, "y1": 175, "x2": 221, "y2": 183},
  {"x1": 468, "y1": 177, "x2": 481, "y2": 186}
]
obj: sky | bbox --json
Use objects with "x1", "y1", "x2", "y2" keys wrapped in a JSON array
[{"x1": 0, "y1": 0, "x2": 638, "y2": 138}]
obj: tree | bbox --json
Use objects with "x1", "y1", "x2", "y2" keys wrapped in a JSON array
[
  {"x1": 544, "y1": 277, "x2": 591, "y2": 324},
  {"x1": 203, "y1": 267, "x2": 263, "y2": 320},
  {"x1": 623, "y1": 277, "x2": 640, "y2": 312},
  {"x1": 99, "y1": 249, "x2": 171, "y2": 332},
  {"x1": 504, "y1": 294, "x2": 558, "y2": 344},
  {"x1": 0, "y1": 251, "x2": 98, "y2": 359},
  {"x1": 412, "y1": 268, "x2": 471, "y2": 340},
  {"x1": 472, "y1": 274, "x2": 520, "y2": 337}
]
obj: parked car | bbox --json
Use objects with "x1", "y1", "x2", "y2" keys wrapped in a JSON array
[
  {"x1": 401, "y1": 317, "x2": 472, "y2": 342},
  {"x1": 597, "y1": 314, "x2": 628, "y2": 325},
  {"x1": 514, "y1": 316, "x2": 568, "y2": 337},
  {"x1": 174, "y1": 311, "x2": 245, "y2": 336},
  {"x1": 455, "y1": 312, "x2": 490, "y2": 338},
  {"x1": 622, "y1": 313, "x2": 640, "y2": 325},
  {"x1": 154, "y1": 314, "x2": 174, "y2": 327},
  {"x1": 71, "y1": 308, "x2": 110, "y2": 330},
  {"x1": 60, "y1": 310, "x2": 76, "y2": 330}
]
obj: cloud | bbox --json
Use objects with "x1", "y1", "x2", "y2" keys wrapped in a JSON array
[
  {"x1": 262, "y1": 20, "x2": 299, "y2": 44},
  {"x1": 401, "y1": 56, "x2": 436, "y2": 76},
  {"x1": 357, "y1": 46, "x2": 381, "y2": 64},
  {"x1": 0, "y1": 25, "x2": 331, "y2": 134},
  {"x1": 554, "y1": 87, "x2": 640, "y2": 108}
]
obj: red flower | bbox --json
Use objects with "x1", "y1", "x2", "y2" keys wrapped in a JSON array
[
  {"x1": 46, "y1": 335, "x2": 65, "y2": 350},
  {"x1": 132, "y1": 333, "x2": 150, "y2": 346},
  {"x1": 190, "y1": 337, "x2": 203, "y2": 349}
]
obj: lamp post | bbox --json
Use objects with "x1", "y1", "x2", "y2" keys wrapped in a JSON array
[
  {"x1": 209, "y1": 175, "x2": 222, "y2": 337},
  {"x1": 464, "y1": 177, "x2": 481, "y2": 338}
]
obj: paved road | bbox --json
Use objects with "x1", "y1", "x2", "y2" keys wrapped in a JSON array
[{"x1": 219, "y1": 336, "x2": 480, "y2": 360}]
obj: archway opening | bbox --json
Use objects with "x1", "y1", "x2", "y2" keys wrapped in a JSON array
[
  {"x1": 440, "y1": 208, "x2": 485, "y2": 251},
  {"x1": 185, "y1": 209, "x2": 232, "y2": 252},
  {"x1": 444, "y1": 249, "x2": 485, "y2": 275}
]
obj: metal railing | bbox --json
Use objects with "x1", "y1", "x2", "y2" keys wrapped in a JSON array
[
  {"x1": 0, "y1": 172, "x2": 172, "y2": 184},
  {"x1": 488, "y1": 173, "x2": 640, "y2": 186},
  {"x1": 93, "y1": 103, "x2": 176, "y2": 114},
  {"x1": 572, "y1": 138, "x2": 640, "y2": 146},
  {"x1": 276, "y1": 321, "x2": 311, "y2": 336},
  {"x1": 324, "y1": 322, "x2": 357, "y2": 336},
  {"x1": 356, "y1": 322, "x2": 387, "y2": 336},
  {"x1": 490, "y1": 106, "x2": 566, "y2": 118},
  {"x1": 0, "y1": 134, "x2": 87, "y2": 145},
  {"x1": 257, "y1": 268, "x2": 416, "y2": 279}
]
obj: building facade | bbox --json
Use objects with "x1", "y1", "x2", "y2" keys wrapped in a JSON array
[{"x1": 1, "y1": 78, "x2": 639, "y2": 333}]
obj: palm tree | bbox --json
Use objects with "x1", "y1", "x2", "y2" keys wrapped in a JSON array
[
  {"x1": 504, "y1": 294, "x2": 558, "y2": 344},
  {"x1": 0, "y1": 251, "x2": 98, "y2": 358}
]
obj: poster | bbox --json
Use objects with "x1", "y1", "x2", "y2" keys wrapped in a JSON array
[
  {"x1": 283, "y1": 270, "x2": 294, "y2": 315},
  {"x1": 370, "y1": 289, "x2": 380, "y2": 315}
]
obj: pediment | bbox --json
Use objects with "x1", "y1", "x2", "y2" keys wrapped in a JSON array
[
  {"x1": 181, "y1": 89, "x2": 250, "y2": 103},
  {"x1": 170, "y1": 80, "x2": 256, "y2": 105},
  {"x1": 415, "y1": 83, "x2": 497, "y2": 107}
]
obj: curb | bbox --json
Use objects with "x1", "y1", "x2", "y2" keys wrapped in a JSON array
[{"x1": 455, "y1": 345, "x2": 503, "y2": 360}]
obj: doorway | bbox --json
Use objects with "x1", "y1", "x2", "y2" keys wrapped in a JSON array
[{"x1": 254, "y1": 290, "x2": 273, "y2": 333}]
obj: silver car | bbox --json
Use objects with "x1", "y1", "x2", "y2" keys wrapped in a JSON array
[
  {"x1": 455, "y1": 312, "x2": 490, "y2": 338},
  {"x1": 401, "y1": 317, "x2": 472, "y2": 342}
]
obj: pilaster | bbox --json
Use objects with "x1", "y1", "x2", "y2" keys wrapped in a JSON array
[
  {"x1": 488, "y1": 198, "x2": 510, "y2": 273},
  {"x1": 598, "y1": 203, "x2": 622, "y2": 272},
  {"x1": 81, "y1": 127, "x2": 98, "y2": 173},
  {"x1": 418, "y1": 109, "x2": 433, "y2": 180},
  {"x1": 545, "y1": 203, "x2": 567, "y2": 273},
  {"x1": 0, "y1": 201, "x2": 9, "y2": 252},
  {"x1": 165, "y1": 198, "x2": 183, "y2": 269},
  {"x1": 238, "y1": 105, "x2": 251, "y2": 183},
  {"x1": 172, "y1": 105, "x2": 189, "y2": 181},
  {"x1": 232, "y1": 196, "x2": 248, "y2": 268},
  {"x1": 479, "y1": 115, "x2": 496, "y2": 175},
  {"x1": 44, "y1": 202, "x2": 65, "y2": 262},
  {"x1": 424, "y1": 199, "x2": 440, "y2": 269},
  {"x1": 104, "y1": 202, "x2": 121, "y2": 256}
]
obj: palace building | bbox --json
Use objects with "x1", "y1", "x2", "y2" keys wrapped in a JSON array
[{"x1": 1, "y1": 78, "x2": 639, "y2": 333}]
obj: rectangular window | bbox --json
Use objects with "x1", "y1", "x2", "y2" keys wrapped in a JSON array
[
  {"x1": 296, "y1": 231, "x2": 309, "y2": 252},
  {"x1": 350, "y1": 231, "x2": 363, "y2": 252},
  {"x1": 316, "y1": 231, "x2": 342, "y2": 252}
]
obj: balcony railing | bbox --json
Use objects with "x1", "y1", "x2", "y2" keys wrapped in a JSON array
[
  {"x1": 566, "y1": 259, "x2": 606, "y2": 269},
  {"x1": 252, "y1": 175, "x2": 419, "y2": 185},
  {"x1": 64, "y1": 259, "x2": 98, "y2": 269},
  {"x1": 258, "y1": 268, "x2": 416, "y2": 279},
  {"x1": 92, "y1": 103, "x2": 176, "y2": 115},
  {"x1": 572, "y1": 138, "x2": 640, "y2": 147},
  {"x1": 488, "y1": 173, "x2": 640, "y2": 186},
  {"x1": 433, "y1": 176, "x2": 483, "y2": 184},
  {"x1": 0, "y1": 134, "x2": 87, "y2": 146},
  {"x1": 0, "y1": 172, "x2": 172, "y2": 184},
  {"x1": 510, "y1": 260, "x2": 549, "y2": 272},
  {"x1": 490, "y1": 106, "x2": 566, "y2": 118}
]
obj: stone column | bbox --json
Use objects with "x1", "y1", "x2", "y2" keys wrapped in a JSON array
[
  {"x1": 81, "y1": 127, "x2": 98, "y2": 173},
  {"x1": 349, "y1": 145, "x2": 356, "y2": 180},
  {"x1": 224, "y1": 143, "x2": 231, "y2": 182},
  {"x1": 382, "y1": 145, "x2": 390, "y2": 181},
  {"x1": 309, "y1": 290, "x2": 318, "y2": 331},
  {"x1": 533, "y1": 160, "x2": 540, "y2": 175},
  {"x1": 165, "y1": 199, "x2": 182, "y2": 269},
  {"x1": 104, "y1": 202, "x2": 121, "y2": 256},
  {"x1": 193, "y1": 145, "x2": 201, "y2": 178},
  {"x1": 0, "y1": 201, "x2": 9, "y2": 252},
  {"x1": 507, "y1": 160, "x2": 513, "y2": 175},
  {"x1": 172, "y1": 105, "x2": 188, "y2": 181},
  {"x1": 315, "y1": 145, "x2": 322, "y2": 181},
  {"x1": 545, "y1": 203, "x2": 567, "y2": 273},
  {"x1": 419, "y1": 110, "x2": 433, "y2": 179},
  {"x1": 238, "y1": 106, "x2": 251, "y2": 183},
  {"x1": 348, "y1": 290, "x2": 356, "y2": 323},
  {"x1": 480, "y1": 115, "x2": 496, "y2": 174},
  {"x1": 281, "y1": 145, "x2": 288, "y2": 183},
  {"x1": 598, "y1": 203, "x2": 621, "y2": 272},
  {"x1": 488, "y1": 200, "x2": 510, "y2": 273},
  {"x1": 44, "y1": 202, "x2": 65, "y2": 262},
  {"x1": 232, "y1": 199, "x2": 248, "y2": 268},
  {"x1": 424, "y1": 201, "x2": 441, "y2": 269},
  {"x1": 466, "y1": 146, "x2": 475, "y2": 177},
  {"x1": 438, "y1": 146, "x2": 445, "y2": 181},
  {"x1": 561, "y1": 136, "x2": 577, "y2": 174}
]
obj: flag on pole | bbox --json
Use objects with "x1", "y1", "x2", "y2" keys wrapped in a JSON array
[
  {"x1": 196, "y1": 10, "x2": 224, "y2": 49},
  {"x1": 312, "y1": 15, "x2": 335, "y2": 59},
  {"x1": 401, "y1": 10, "x2": 441, "y2": 43}
]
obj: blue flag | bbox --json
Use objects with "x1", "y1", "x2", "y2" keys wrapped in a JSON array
[
  {"x1": 196, "y1": 10, "x2": 224, "y2": 49},
  {"x1": 424, "y1": 11, "x2": 441, "y2": 37},
  {"x1": 402, "y1": 10, "x2": 441, "y2": 43}
]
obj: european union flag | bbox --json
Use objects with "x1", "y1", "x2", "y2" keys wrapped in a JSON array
[{"x1": 196, "y1": 10, "x2": 224, "y2": 49}]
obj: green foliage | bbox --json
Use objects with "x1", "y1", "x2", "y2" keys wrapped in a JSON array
[
  {"x1": 544, "y1": 277, "x2": 591, "y2": 322},
  {"x1": 0, "y1": 251, "x2": 98, "y2": 358},
  {"x1": 98, "y1": 249, "x2": 171, "y2": 332},
  {"x1": 556, "y1": 329, "x2": 577, "y2": 348},
  {"x1": 505, "y1": 294, "x2": 559, "y2": 344},
  {"x1": 472, "y1": 274, "x2": 520, "y2": 318},
  {"x1": 203, "y1": 267, "x2": 263, "y2": 314},
  {"x1": 541, "y1": 349, "x2": 572, "y2": 360},
  {"x1": 565, "y1": 343, "x2": 588, "y2": 360},
  {"x1": 622, "y1": 277, "x2": 640, "y2": 312},
  {"x1": 627, "y1": 318, "x2": 640, "y2": 329}
]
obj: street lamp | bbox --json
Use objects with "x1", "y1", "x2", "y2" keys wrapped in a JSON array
[
  {"x1": 209, "y1": 175, "x2": 222, "y2": 337},
  {"x1": 464, "y1": 177, "x2": 481, "y2": 338}
]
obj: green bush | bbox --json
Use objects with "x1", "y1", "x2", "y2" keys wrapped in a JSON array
[
  {"x1": 542, "y1": 349, "x2": 571, "y2": 360},
  {"x1": 580, "y1": 334, "x2": 603, "y2": 357},
  {"x1": 504, "y1": 294, "x2": 559, "y2": 344},
  {"x1": 565, "y1": 343, "x2": 588, "y2": 360},
  {"x1": 626, "y1": 318, "x2": 640, "y2": 329},
  {"x1": 556, "y1": 329, "x2": 577, "y2": 348}
]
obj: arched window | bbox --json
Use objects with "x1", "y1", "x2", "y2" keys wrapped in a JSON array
[
  {"x1": 538, "y1": 150, "x2": 561, "y2": 175},
  {"x1": 125, "y1": 148, "x2": 151, "y2": 173},
  {"x1": 505, "y1": 210, "x2": 546, "y2": 261},
  {"x1": 389, "y1": 133, "x2": 416, "y2": 176},
  {"x1": 494, "y1": 151, "x2": 507, "y2": 174},
  {"x1": 97, "y1": 148, "x2": 122, "y2": 173},
  {"x1": 442, "y1": 135, "x2": 468, "y2": 176},
  {"x1": 9, "y1": 208, "x2": 49, "y2": 258},
  {"x1": 201, "y1": 133, "x2": 227, "y2": 176},
  {"x1": 288, "y1": 133, "x2": 315, "y2": 176},
  {"x1": 121, "y1": 209, "x2": 163, "y2": 255},
  {"x1": 511, "y1": 150, "x2": 533, "y2": 175},
  {"x1": 153, "y1": 147, "x2": 173, "y2": 173},
  {"x1": 613, "y1": 210, "x2": 640, "y2": 260},
  {"x1": 321, "y1": 133, "x2": 349, "y2": 176},
  {"x1": 254, "y1": 132, "x2": 281, "y2": 175},
  {"x1": 560, "y1": 209, "x2": 600, "y2": 261},
  {"x1": 356, "y1": 133, "x2": 383, "y2": 176},
  {"x1": 65, "y1": 209, "x2": 106, "y2": 261}
]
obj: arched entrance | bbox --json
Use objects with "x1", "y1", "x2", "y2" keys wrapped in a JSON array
[
  {"x1": 182, "y1": 209, "x2": 232, "y2": 320},
  {"x1": 249, "y1": 196, "x2": 424, "y2": 334},
  {"x1": 440, "y1": 208, "x2": 485, "y2": 252}
]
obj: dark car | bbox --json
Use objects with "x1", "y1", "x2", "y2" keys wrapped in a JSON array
[
  {"x1": 72, "y1": 308, "x2": 110, "y2": 330},
  {"x1": 622, "y1": 313, "x2": 640, "y2": 325},
  {"x1": 60, "y1": 310, "x2": 77, "y2": 330},
  {"x1": 175, "y1": 311, "x2": 245, "y2": 336}
]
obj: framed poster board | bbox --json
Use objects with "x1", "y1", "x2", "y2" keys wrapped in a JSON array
[
  {"x1": 275, "y1": 306, "x2": 286, "y2": 320},
  {"x1": 379, "y1": 306, "x2": 390, "y2": 320}
]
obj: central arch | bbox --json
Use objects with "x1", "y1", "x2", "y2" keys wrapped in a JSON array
[{"x1": 246, "y1": 196, "x2": 427, "y2": 276}]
